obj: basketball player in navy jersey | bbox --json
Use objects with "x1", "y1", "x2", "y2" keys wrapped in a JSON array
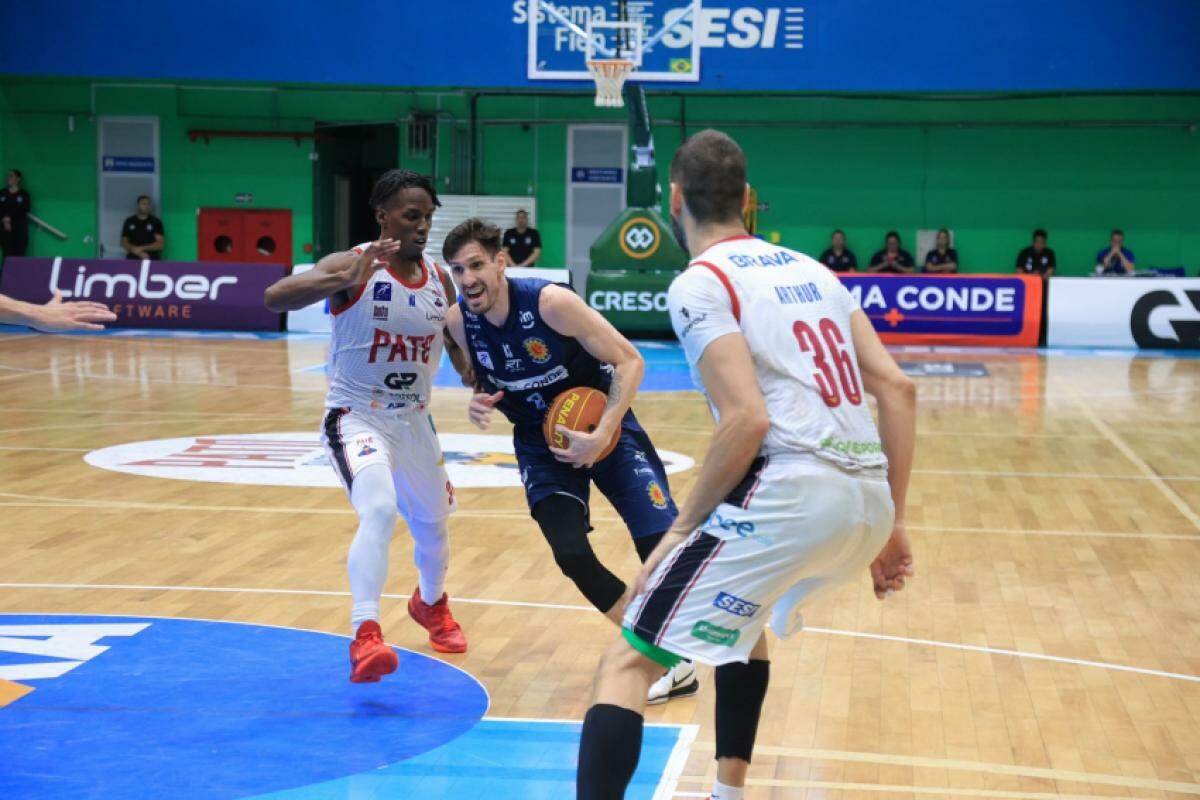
[
  {"x1": 442, "y1": 217, "x2": 699, "y2": 704},
  {"x1": 265, "y1": 170, "x2": 474, "y2": 681}
]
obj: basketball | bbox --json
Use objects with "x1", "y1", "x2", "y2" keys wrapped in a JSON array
[{"x1": 543, "y1": 386, "x2": 619, "y2": 462}]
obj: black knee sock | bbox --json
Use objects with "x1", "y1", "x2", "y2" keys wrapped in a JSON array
[
  {"x1": 577, "y1": 703, "x2": 643, "y2": 800},
  {"x1": 714, "y1": 659, "x2": 770, "y2": 762},
  {"x1": 633, "y1": 530, "x2": 665, "y2": 562},
  {"x1": 533, "y1": 495, "x2": 626, "y2": 612}
]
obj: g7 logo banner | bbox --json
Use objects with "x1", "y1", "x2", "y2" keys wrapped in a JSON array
[{"x1": 1131, "y1": 289, "x2": 1200, "y2": 349}]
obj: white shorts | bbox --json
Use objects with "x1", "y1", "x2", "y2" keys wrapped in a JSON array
[
  {"x1": 320, "y1": 406, "x2": 457, "y2": 523},
  {"x1": 623, "y1": 454, "x2": 894, "y2": 666}
]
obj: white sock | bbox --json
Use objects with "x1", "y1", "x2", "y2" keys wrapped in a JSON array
[
  {"x1": 347, "y1": 464, "x2": 398, "y2": 630},
  {"x1": 711, "y1": 779, "x2": 744, "y2": 800},
  {"x1": 408, "y1": 516, "x2": 449, "y2": 604}
]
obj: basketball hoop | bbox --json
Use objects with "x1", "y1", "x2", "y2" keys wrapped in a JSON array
[{"x1": 587, "y1": 59, "x2": 633, "y2": 108}]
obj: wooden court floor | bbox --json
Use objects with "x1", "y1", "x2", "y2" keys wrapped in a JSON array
[{"x1": 1, "y1": 329, "x2": 1199, "y2": 799}]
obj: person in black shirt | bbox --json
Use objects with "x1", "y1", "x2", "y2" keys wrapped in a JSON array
[
  {"x1": 501, "y1": 209, "x2": 541, "y2": 267},
  {"x1": 1014, "y1": 229, "x2": 1056, "y2": 277},
  {"x1": 869, "y1": 231, "x2": 915, "y2": 274},
  {"x1": 923, "y1": 228, "x2": 959, "y2": 274},
  {"x1": 0, "y1": 169, "x2": 32, "y2": 262},
  {"x1": 121, "y1": 195, "x2": 165, "y2": 260},
  {"x1": 818, "y1": 229, "x2": 857, "y2": 272}
]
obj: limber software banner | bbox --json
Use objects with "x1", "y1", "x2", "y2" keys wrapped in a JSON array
[
  {"x1": 1048, "y1": 277, "x2": 1200, "y2": 350},
  {"x1": 839, "y1": 274, "x2": 1044, "y2": 347},
  {"x1": 0, "y1": 257, "x2": 286, "y2": 331}
]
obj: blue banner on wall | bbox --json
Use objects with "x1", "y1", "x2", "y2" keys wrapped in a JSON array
[
  {"x1": 1, "y1": 1, "x2": 1197, "y2": 92},
  {"x1": 101, "y1": 156, "x2": 155, "y2": 173},
  {"x1": 571, "y1": 167, "x2": 624, "y2": 183},
  {"x1": 838, "y1": 274, "x2": 1045, "y2": 346}
]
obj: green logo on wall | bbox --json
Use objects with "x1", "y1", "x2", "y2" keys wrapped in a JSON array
[
  {"x1": 691, "y1": 620, "x2": 740, "y2": 647},
  {"x1": 618, "y1": 217, "x2": 661, "y2": 259}
]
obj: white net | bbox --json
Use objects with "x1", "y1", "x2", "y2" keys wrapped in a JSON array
[{"x1": 587, "y1": 59, "x2": 634, "y2": 108}]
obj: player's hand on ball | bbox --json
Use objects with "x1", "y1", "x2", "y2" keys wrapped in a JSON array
[
  {"x1": 342, "y1": 238, "x2": 400, "y2": 288},
  {"x1": 549, "y1": 424, "x2": 607, "y2": 469},
  {"x1": 33, "y1": 291, "x2": 117, "y2": 332},
  {"x1": 468, "y1": 390, "x2": 503, "y2": 429},
  {"x1": 870, "y1": 520, "x2": 914, "y2": 599}
]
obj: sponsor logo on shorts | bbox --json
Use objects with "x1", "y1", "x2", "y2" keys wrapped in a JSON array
[
  {"x1": 373, "y1": 305, "x2": 389, "y2": 320},
  {"x1": 647, "y1": 480, "x2": 669, "y2": 510},
  {"x1": 704, "y1": 511, "x2": 755, "y2": 538},
  {"x1": 691, "y1": 620, "x2": 740, "y2": 647},
  {"x1": 357, "y1": 441, "x2": 377, "y2": 457},
  {"x1": 523, "y1": 337, "x2": 551, "y2": 363},
  {"x1": 818, "y1": 436, "x2": 884, "y2": 457},
  {"x1": 373, "y1": 283, "x2": 392, "y2": 301},
  {"x1": 713, "y1": 591, "x2": 760, "y2": 618}
]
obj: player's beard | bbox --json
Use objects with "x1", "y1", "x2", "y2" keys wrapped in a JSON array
[{"x1": 669, "y1": 212, "x2": 688, "y2": 254}]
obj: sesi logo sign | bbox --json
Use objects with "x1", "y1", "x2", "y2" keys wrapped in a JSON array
[{"x1": 662, "y1": 7, "x2": 804, "y2": 50}]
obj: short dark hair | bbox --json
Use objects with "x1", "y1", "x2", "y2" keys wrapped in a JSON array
[
  {"x1": 137, "y1": 194, "x2": 151, "y2": 203},
  {"x1": 9, "y1": 169, "x2": 21, "y2": 179},
  {"x1": 516, "y1": 209, "x2": 528, "y2": 216},
  {"x1": 1032, "y1": 228, "x2": 1047, "y2": 240},
  {"x1": 885, "y1": 231, "x2": 900, "y2": 242},
  {"x1": 1111, "y1": 228, "x2": 1124, "y2": 237},
  {"x1": 443, "y1": 217, "x2": 502, "y2": 262},
  {"x1": 832, "y1": 229, "x2": 845, "y2": 237},
  {"x1": 937, "y1": 228, "x2": 950, "y2": 237},
  {"x1": 369, "y1": 169, "x2": 440, "y2": 213},
  {"x1": 669, "y1": 129, "x2": 746, "y2": 225}
]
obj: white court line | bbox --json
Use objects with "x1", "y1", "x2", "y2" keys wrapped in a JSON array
[
  {"x1": 1073, "y1": 398, "x2": 1200, "y2": 532},
  {"x1": 1, "y1": 581, "x2": 1196, "y2": 684},
  {"x1": 0, "y1": 446, "x2": 91, "y2": 453},
  {"x1": 1, "y1": 491, "x2": 1196, "y2": 541},
  {"x1": 907, "y1": 523, "x2": 1198, "y2": 542}
]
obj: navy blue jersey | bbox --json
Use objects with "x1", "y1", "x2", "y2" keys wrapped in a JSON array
[{"x1": 461, "y1": 278, "x2": 613, "y2": 429}]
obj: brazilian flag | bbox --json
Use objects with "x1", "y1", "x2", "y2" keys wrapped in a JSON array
[{"x1": 669, "y1": 58, "x2": 692, "y2": 74}]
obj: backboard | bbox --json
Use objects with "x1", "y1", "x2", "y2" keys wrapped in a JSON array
[{"x1": 528, "y1": 0, "x2": 702, "y2": 83}]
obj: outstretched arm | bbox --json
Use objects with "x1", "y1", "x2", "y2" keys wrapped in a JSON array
[
  {"x1": 540, "y1": 285, "x2": 644, "y2": 467},
  {"x1": 0, "y1": 291, "x2": 116, "y2": 332},
  {"x1": 632, "y1": 332, "x2": 769, "y2": 596},
  {"x1": 263, "y1": 239, "x2": 401, "y2": 312}
]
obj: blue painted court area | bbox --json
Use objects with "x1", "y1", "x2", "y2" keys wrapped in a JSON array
[{"x1": 0, "y1": 614, "x2": 689, "y2": 799}]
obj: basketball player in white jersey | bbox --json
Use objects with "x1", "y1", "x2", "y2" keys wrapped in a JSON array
[
  {"x1": 265, "y1": 170, "x2": 473, "y2": 681},
  {"x1": 576, "y1": 131, "x2": 917, "y2": 799}
]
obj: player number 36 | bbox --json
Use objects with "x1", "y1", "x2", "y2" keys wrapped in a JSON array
[{"x1": 792, "y1": 318, "x2": 863, "y2": 408}]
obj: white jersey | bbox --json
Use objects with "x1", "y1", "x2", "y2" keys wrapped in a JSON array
[
  {"x1": 667, "y1": 235, "x2": 886, "y2": 473},
  {"x1": 325, "y1": 243, "x2": 449, "y2": 413}
]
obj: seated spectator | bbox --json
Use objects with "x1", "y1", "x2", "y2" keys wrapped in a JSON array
[
  {"x1": 1015, "y1": 228, "x2": 1056, "y2": 276},
  {"x1": 121, "y1": 195, "x2": 165, "y2": 260},
  {"x1": 818, "y1": 229, "x2": 857, "y2": 272},
  {"x1": 869, "y1": 231, "x2": 915, "y2": 273},
  {"x1": 1096, "y1": 229, "x2": 1134, "y2": 275},
  {"x1": 923, "y1": 228, "x2": 958, "y2": 274},
  {"x1": 502, "y1": 209, "x2": 541, "y2": 268}
]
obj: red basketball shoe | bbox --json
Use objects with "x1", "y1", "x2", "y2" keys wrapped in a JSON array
[
  {"x1": 407, "y1": 588, "x2": 467, "y2": 653},
  {"x1": 349, "y1": 620, "x2": 399, "y2": 683}
]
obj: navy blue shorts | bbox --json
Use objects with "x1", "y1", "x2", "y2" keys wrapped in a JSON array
[{"x1": 514, "y1": 413, "x2": 679, "y2": 539}]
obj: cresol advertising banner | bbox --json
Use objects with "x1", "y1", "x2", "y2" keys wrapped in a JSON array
[
  {"x1": 1047, "y1": 277, "x2": 1200, "y2": 350},
  {"x1": 839, "y1": 274, "x2": 1044, "y2": 347},
  {"x1": 0, "y1": 257, "x2": 285, "y2": 331}
]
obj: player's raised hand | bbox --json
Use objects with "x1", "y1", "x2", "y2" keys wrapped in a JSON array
[
  {"x1": 549, "y1": 424, "x2": 607, "y2": 469},
  {"x1": 468, "y1": 390, "x2": 504, "y2": 429},
  {"x1": 339, "y1": 238, "x2": 401, "y2": 288},
  {"x1": 32, "y1": 291, "x2": 117, "y2": 332},
  {"x1": 870, "y1": 520, "x2": 914, "y2": 599}
]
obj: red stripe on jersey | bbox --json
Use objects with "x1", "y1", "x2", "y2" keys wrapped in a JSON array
[{"x1": 692, "y1": 260, "x2": 741, "y2": 323}]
